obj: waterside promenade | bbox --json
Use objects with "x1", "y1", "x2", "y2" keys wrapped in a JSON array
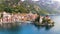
[{"x1": 0, "y1": 12, "x2": 38, "y2": 27}]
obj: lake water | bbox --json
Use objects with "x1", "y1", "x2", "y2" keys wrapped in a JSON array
[{"x1": 0, "y1": 16, "x2": 60, "y2": 34}]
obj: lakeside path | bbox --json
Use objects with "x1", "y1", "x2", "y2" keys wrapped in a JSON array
[{"x1": 0, "y1": 12, "x2": 39, "y2": 27}]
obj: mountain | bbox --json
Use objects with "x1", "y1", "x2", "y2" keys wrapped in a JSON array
[
  {"x1": 0, "y1": 0, "x2": 60, "y2": 15},
  {"x1": 23, "y1": 0, "x2": 60, "y2": 15},
  {"x1": 32, "y1": 0, "x2": 60, "y2": 15}
]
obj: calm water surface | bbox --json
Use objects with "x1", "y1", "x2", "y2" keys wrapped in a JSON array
[{"x1": 0, "y1": 16, "x2": 60, "y2": 34}]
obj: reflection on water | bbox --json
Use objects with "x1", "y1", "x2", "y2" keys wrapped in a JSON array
[
  {"x1": 0, "y1": 26, "x2": 22, "y2": 34},
  {"x1": 0, "y1": 16, "x2": 60, "y2": 34},
  {"x1": 34, "y1": 24, "x2": 54, "y2": 30},
  {"x1": 45, "y1": 26, "x2": 54, "y2": 30}
]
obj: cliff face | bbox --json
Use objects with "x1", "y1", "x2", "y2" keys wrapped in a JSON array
[
  {"x1": 22, "y1": 0, "x2": 60, "y2": 15},
  {"x1": 32, "y1": 0, "x2": 60, "y2": 15}
]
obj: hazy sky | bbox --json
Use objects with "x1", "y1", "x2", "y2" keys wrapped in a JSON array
[
  {"x1": 21, "y1": 0, "x2": 39, "y2": 1},
  {"x1": 32, "y1": 0, "x2": 39, "y2": 1},
  {"x1": 52, "y1": 0, "x2": 60, "y2": 2},
  {"x1": 21, "y1": 0, "x2": 25, "y2": 1},
  {"x1": 21, "y1": 0, "x2": 60, "y2": 2}
]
